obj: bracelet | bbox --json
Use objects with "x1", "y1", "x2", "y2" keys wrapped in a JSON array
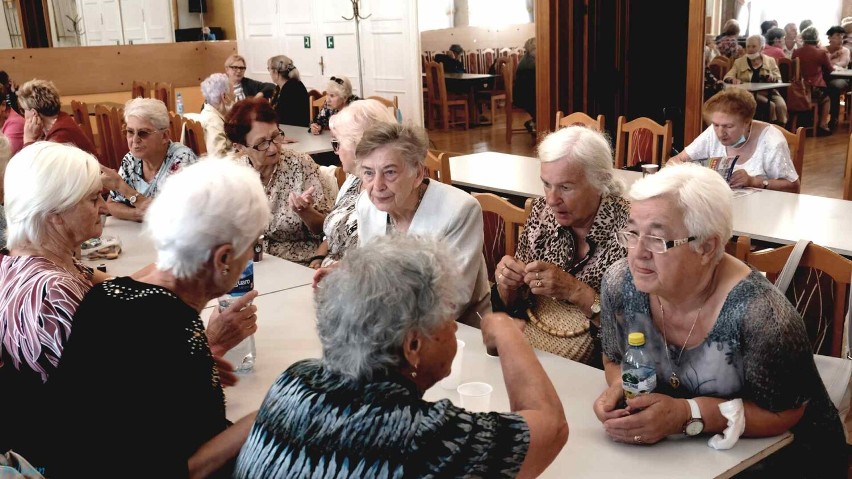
[{"x1": 308, "y1": 255, "x2": 326, "y2": 263}]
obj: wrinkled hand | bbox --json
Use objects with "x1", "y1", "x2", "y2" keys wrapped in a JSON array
[
  {"x1": 308, "y1": 258, "x2": 323, "y2": 269},
  {"x1": 23, "y1": 109, "x2": 43, "y2": 143},
  {"x1": 594, "y1": 382, "x2": 630, "y2": 423},
  {"x1": 289, "y1": 185, "x2": 316, "y2": 213},
  {"x1": 99, "y1": 166, "x2": 122, "y2": 191},
  {"x1": 309, "y1": 123, "x2": 321, "y2": 135},
  {"x1": 480, "y1": 312, "x2": 525, "y2": 351},
  {"x1": 206, "y1": 290, "x2": 259, "y2": 356},
  {"x1": 131, "y1": 196, "x2": 152, "y2": 222},
  {"x1": 495, "y1": 255, "x2": 527, "y2": 291},
  {"x1": 728, "y1": 169, "x2": 755, "y2": 189},
  {"x1": 312, "y1": 262, "x2": 339, "y2": 288},
  {"x1": 212, "y1": 355, "x2": 239, "y2": 387},
  {"x1": 524, "y1": 260, "x2": 584, "y2": 302},
  {"x1": 602, "y1": 393, "x2": 689, "y2": 445}
]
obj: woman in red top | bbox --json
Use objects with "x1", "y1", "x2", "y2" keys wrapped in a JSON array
[
  {"x1": 17, "y1": 78, "x2": 98, "y2": 156},
  {"x1": 792, "y1": 27, "x2": 833, "y2": 134}
]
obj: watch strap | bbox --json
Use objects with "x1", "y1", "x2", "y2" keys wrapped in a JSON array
[{"x1": 686, "y1": 398, "x2": 701, "y2": 419}]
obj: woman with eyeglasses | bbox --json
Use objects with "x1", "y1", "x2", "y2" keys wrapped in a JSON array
[
  {"x1": 594, "y1": 162, "x2": 845, "y2": 478},
  {"x1": 267, "y1": 55, "x2": 310, "y2": 127},
  {"x1": 308, "y1": 75, "x2": 360, "y2": 135},
  {"x1": 224, "y1": 53, "x2": 275, "y2": 102},
  {"x1": 103, "y1": 98, "x2": 198, "y2": 222},
  {"x1": 225, "y1": 98, "x2": 333, "y2": 264},
  {"x1": 493, "y1": 126, "x2": 630, "y2": 367}
]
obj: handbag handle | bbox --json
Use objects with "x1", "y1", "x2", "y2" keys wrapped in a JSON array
[{"x1": 774, "y1": 239, "x2": 811, "y2": 293}]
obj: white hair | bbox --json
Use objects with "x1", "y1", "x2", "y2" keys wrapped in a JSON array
[
  {"x1": 326, "y1": 75, "x2": 353, "y2": 99},
  {"x1": 4, "y1": 142, "x2": 101, "y2": 248},
  {"x1": 124, "y1": 97, "x2": 169, "y2": 130},
  {"x1": 144, "y1": 157, "x2": 270, "y2": 279},
  {"x1": 747, "y1": 34, "x2": 765, "y2": 48},
  {"x1": 629, "y1": 162, "x2": 732, "y2": 261},
  {"x1": 537, "y1": 125, "x2": 625, "y2": 197},
  {"x1": 328, "y1": 99, "x2": 395, "y2": 149},
  {"x1": 201, "y1": 73, "x2": 230, "y2": 105}
]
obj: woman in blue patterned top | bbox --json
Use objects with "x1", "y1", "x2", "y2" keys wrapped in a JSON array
[{"x1": 234, "y1": 235, "x2": 568, "y2": 478}]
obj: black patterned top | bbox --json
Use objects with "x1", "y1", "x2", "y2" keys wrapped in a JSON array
[
  {"x1": 309, "y1": 95, "x2": 360, "y2": 132},
  {"x1": 601, "y1": 260, "x2": 846, "y2": 479},
  {"x1": 234, "y1": 359, "x2": 530, "y2": 479},
  {"x1": 46, "y1": 277, "x2": 229, "y2": 478},
  {"x1": 321, "y1": 173, "x2": 360, "y2": 266}
]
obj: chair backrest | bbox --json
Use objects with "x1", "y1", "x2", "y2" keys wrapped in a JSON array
[
  {"x1": 467, "y1": 51, "x2": 480, "y2": 74},
  {"x1": 499, "y1": 57, "x2": 515, "y2": 104},
  {"x1": 334, "y1": 165, "x2": 346, "y2": 188},
  {"x1": 425, "y1": 149, "x2": 452, "y2": 184},
  {"x1": 745, "y1": 238, "x2": 852, "y2": 358},
  {"x1": 473, "y1": 192, "x2": 533, "y2": 283},
  {"x1": 366, "y1": 95, "x2": 399, "y2": 119},
  {"x1": 70, "y1": 100, "x2": 96, "y2": 149},
  {"x1": 153, "y1": 82, "x2": 173, "y2": 111},
  {"x1": 482, "y1": 48, "x2": 495, "y2": 72},
  {"x1": 777, "y1": 57, "x2": 794, "y2": 83},
  {"x1": 131, "y1": 80, "x2": 151, "y2": 99},
  {"x1": 844, "y1": 132, "x2": 852, "y2": 201},
  {"x1": 308, "y1": 89, "x2": 324, "y2": 119},
  {"x1": 771, "y1": 124, "x2": 805, "y2": 185},
  {"x1": 555, "y1": 111, "x2": 606, "y2": 132},
  {"x1": 613, "y1": 116, "x2": 673, "y2": 169},
  {"x1": 424, "y1": 61, "x2": 449, "y2": 106},
  {"x1": 183, "y1": 118, "x2": 206, "y2": 156},
  {"x1": 168, "y1": 111, "x2": 184, "y2": 142},
  {"x1": 94, "y1": 105, "x2": 126, "y2": 170}
]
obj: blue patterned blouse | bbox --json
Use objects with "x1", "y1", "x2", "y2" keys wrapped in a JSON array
[{"x1": 234, "y1": 358, "x2": 531, "y2": 478}]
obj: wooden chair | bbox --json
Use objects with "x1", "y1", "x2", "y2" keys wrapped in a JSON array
[
  {"x1": 131, "y1": 80, "x2": 151, "y2": 99},
  {"x1": 94, "y1": 105, "x2": 126, "y2": 170},
  {"x1": 334, "y1": 165, "x2": 346, "y2": 188},
  {"x1": 424, "y1": 61, "x2": 469, "y2": 131},
  {"x1": 844, "y1": 132, "x2": 852, "y2": 201},
  {"x1": 500, "y1": 58, "x2": 531, "y2": 144},
  {"x1": 554, "y1": 111, "x2": 605, "y2": 132},
  {"x1": 481, "y1": 48, "x2": 496, "y2": 73},
  {"x1": 708, "y1": 56, "x2": 731, "y2": 81},
  {"x1": 613, "y1": 116, "x2": 673, "y2": 169},
  {"x1": 475, "y1": 56, "x2": 509, "y2": 125},
  {"x1": 168, "y1": 111, "x2": 184, "y2": 142},
  {"x1": 724, "y1": 235, "x2": 751, "y2": 263},
  {"x1": 771, "y1": 124, "x2": 805, "y2": 188},
  {"x1": 70, "y1": 100, "x2": 96, "y2": 151},
  {"x1": 308, "y1": 89, "x2": 324, "y2": 120},
  {"x1": 425, "y1": 149, "x2": 452, "y2": 184},
  {"x1": 786, "y1": 58, "x2": 822, "y2": 138},
  {"x1": 745, "y1": 238, "x2": 852, "y2": 358},
  {"x1": 366, "y1": 95, "x2": 399, "y2": 120},
  {"x1": 183, "y1": 118, "x2": 206, "y2": 156},
  {"x1": 153, "y1": 82, "x2": 173, "y2": 112},
  {"x1": 472, "y1": 192, "x2": 533, "y2": 283},
  {"x1": 466, "y1": 51, "x2": 481, "y2": 74}
]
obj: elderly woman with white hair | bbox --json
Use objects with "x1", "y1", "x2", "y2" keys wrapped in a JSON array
[
  {"x1": 308, "y1": 99, "x2": 395, "y2": 268},
  {"x1": 0, "y1": 142, "x2": 109, "y2": 467},
  {"x1": 308, "y1": 75, "x2": 360, "y2": 135},
  {"x1": 352, "y1": 122, "x2": 490, "y2": 326},
  {"x1": 594, "y1": 163, "x2": 845, "y2": 478},
  {"x1": 268, "y1": 54, "x2": 310, "y2": 126},
  {"x1": 199, "y1": 72, "x2": 235, "y2": 157},
  {"x1": 47, "y1": 158, "x2": 270, "y2": 478},
  {"x1": 495, "y1": 126, "x2": 629, "y2": 367},
  {"x1": 235, "y1": 235, "x2": 568, "y2": 478},
  {"x1": 104, "y1": 98, "x2": 198, "y2": 222}
]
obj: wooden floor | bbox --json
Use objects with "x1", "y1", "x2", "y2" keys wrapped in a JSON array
[{"x1": 427, "y1": 110, "x2": 850, "y2": 200}]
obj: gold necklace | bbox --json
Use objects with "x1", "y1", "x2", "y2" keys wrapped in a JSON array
[{"x1": 657, "y1": 297, "x2": 702, "y2": 389}]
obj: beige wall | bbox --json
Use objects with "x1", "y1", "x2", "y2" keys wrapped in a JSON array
[{"x1": 420, "y1": 23, "x2": 535, "y2": 52}]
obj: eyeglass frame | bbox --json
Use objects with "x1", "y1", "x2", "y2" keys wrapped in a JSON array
[
  {"x1": 329, "y1": 76, "x2": 345, "y2": 85},
  {"x1": 248, "y1": 128, "x2": 287, "y2": 151},
  {"x1": 331, "y1": 138, "x2": 340, "y2": 153},
  {"x1": 122, "y1": 127, "x2": 166, "y2": 140},
  {"x1": 614, "y1": 230, "x2": 697, "y2": 254},
  {"x1": 228, "y1": 65, "x2": 247, "y2": 71}
]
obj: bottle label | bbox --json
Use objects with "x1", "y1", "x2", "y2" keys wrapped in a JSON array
[
  {"x1": 229, "y1": 261, "x2": 254, "y2": 297},
  {"x1": 622, "y1": 366, "x2": 657, "y2": 399}
]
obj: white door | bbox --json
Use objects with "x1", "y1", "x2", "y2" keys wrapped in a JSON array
[
  {"x1": 80, "y1": 0, "x2": 123, "y2": 46},
  {"x1": 120, "y1": 0, "x2": 145, "y2": 45},
  {"x1": 100, "y1": 0, "x2": 124, "y2": 45},
  {"x1": 234, "y1": 0, "x2": 280, "y2": 80},
  {"x1": 142, "y1": 0, "x2": 173, "y2": 44}
]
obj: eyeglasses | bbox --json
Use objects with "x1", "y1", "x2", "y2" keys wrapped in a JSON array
[
  {"x1": 331, "y1": 138, "x2": 340, "y2": 153},
  {"x1": 330, "y1": 76, "x2": 345, "y2": 85},
  {"x1": 614, "y1": 230, "x2": 696, "y2": 254},
  {"x1": 123, "y1": 127, "x2": 164, "y2": 140},
  {"x1": 249, "y1": 129, "x2": 287, "y2": 151},
  {"x1": 228, "y1": 65, "x2": 247, "y2": 71}
]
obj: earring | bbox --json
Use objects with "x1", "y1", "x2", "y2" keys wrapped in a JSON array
[
  {"x1": 222, "y1": 267, "x2": 230, "y2": 275},
  {"x1": 410, "y1": 363, "x2": 418, "y2": 379}
]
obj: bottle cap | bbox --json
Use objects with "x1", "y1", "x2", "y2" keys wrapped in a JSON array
[{"x1": 628, "y1": 332, "x2": 645, "y2": 346}]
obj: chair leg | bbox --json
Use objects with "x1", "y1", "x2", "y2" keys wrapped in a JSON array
[
  {"x1": 462, "y1": 104, "x2": 469, "y2": 130},
  {"x1": 442, "y1": 105, "x2": 450, "y2": 131},
  {"x1": 506, "y1": 106, "x2": 513, "y2": 144}
]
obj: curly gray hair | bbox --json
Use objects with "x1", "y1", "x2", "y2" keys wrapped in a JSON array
[{"x1": 315, "y1": 234, "x2": 467, "y2": 383}]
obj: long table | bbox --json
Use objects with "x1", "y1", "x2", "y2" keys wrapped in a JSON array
[
  {"x1": 279, "y1": 122, "x2": 333, "y2": 155},
  {"x1": 450, "y1": 152, "x2": 852, "y2": 256},
  {"x1": 210, "y1": 285, "x2": 792, "y2": 479}
]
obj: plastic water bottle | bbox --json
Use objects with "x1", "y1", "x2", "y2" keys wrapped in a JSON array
[
  {"x1": 622, "y1": 332, "x2": 656, "y2": 401},
  {"x1": 219, "y1": 259, "x2": 255, "y2": 372},
  {"x1": 176, "y1": 92, "x2": 184, "y2": 115}
]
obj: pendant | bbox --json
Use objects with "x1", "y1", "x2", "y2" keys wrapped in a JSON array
[{"x1": 669, "y1": 372, "x2": 680, "y2": 389}]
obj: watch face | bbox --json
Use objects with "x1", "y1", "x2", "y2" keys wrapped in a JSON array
[
  {"x1": 591, "y1": 302, "x2": 601, "y2": 313},
  {"x1": 685, "y1": 419, "x2": 704, "y2": 436}
]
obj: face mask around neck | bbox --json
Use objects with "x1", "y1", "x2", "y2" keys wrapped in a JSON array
[{"x1": 746, "y1": 52, "x2": 761, "y2": 60}]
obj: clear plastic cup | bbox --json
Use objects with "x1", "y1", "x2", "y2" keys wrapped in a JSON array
[
  {"x1": 457, "y1": 382, "x2": 493, "y2": 412},
  {"x1": 440, "y1": 339, "x2": 465, "y2": 390},
  {"x1": 641, "y1": 164, "x2": 660, "y2": 177}
]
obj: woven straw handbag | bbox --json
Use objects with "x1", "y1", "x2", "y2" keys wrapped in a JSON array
[{"x1": 526, "y1": 295, "x2": 594, "y2": 364}]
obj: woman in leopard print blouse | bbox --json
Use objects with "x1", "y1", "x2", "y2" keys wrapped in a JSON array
[{"x1": 494, "y1": 126, "x2": 629, "y2": 368}]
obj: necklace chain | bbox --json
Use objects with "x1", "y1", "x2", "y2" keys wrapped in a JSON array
[{"x1": 657, "y1": 297, "x2": 703, "y2": 389}]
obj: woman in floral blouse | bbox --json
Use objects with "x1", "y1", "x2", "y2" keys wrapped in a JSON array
[
  {"x1": 225, "y1": 98, "x2": 333, "y2": 264},
  {"x1": 308, "y1": 75, "x2": 360, "y2": 135},
  {"x1": 105, "y1": 98, "x2": 198, "y2": 222}
]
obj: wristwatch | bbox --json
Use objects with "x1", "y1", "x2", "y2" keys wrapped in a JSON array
[
  {"x1": 127, "y1": 194, "x2": 138, "y2": 206},
  {"x1": 683, "y1": 398, "x2": 705, "y2": 436},
  {"x1": 590, "y1": 293, "x2": 602, "y2": 316},
  {"x1": 761, "y1": 179, "x2": 769, "y2": 189}
]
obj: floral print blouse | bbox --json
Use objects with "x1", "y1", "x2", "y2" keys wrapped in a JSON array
[
  {"x1": 309, "y1": 95, "x2": 360, "y2": 132},
  {"x1": 321, "y1": 173, "x2": 360, "y2": 267},
  {"x1": 110, "y1": 142, "x2": 198, "y2": 203}
]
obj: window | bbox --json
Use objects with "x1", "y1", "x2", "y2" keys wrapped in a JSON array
[{"x1": 468, "y1": 0, "x2": 531, "y2": 28}]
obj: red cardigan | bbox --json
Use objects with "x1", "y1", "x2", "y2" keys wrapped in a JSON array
[{"x1": 24, "y1": 111, "x2": 98, "y2": 157}]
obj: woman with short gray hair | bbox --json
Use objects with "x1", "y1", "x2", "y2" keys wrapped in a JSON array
[
  {"x1": 595, "y1": 162, "x2": 845, "y2": 478},
  {"x1": 48, "y1": 158, "x2": 270, "y2": 478},
  {"x1": 308, "y1": 74, "x2": 360, "y2": 135},
  {"x1": 267, "y1": 54, "x2": 310, "y2": 126},
  {"x1": 235, "y1": 235, "x2": 568, "y2": 478},
  {"x1": 17, "y1": 78, "x2": 98, "y2": 156},
  {"x1": 199, "y1": 72, "x2": 235, "y2": 157},
  {"x1": 348, "y1": 121, "x2": 491, "y2": 326},
  {"x1": 495, "y1": 125, "x2": 629, "y2": 367},
  {"x1": 103, "y1": 97, "x2": 198, "y2": 222}
]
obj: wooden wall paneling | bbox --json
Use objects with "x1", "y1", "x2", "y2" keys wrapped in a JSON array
[
  {"x1": 207, "y1": 0, "x2": 236, "y2": 39},
  {"x1": 0, "y1": 40, "x2": 237, "y2": 96},
  {"x1": 683, "y1": 0, "x2": 706, "y2": 145}
]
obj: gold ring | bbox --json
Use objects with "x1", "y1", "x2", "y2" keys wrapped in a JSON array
[
  {"x1": 633, "y1": 435, "x2": 643, "y2": 444},
  {"x1": 536, "y1": 272, "x2": 540, "y2": 280},
  {"x1": 536, "y1": 280, "x2": 543, "y2": 288}
]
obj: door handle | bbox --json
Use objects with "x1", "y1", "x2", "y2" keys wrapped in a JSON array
[{"x1": 319, "y1": 56, "x2": 325, "y2": 76}]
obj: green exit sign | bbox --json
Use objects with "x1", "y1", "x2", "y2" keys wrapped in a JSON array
[
  {"x1": 303, "y1": 36, "x2": 311, "y2": 48},
  {"x1": 326, "y1": 35, "x2": 334, "y2": 49}
]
